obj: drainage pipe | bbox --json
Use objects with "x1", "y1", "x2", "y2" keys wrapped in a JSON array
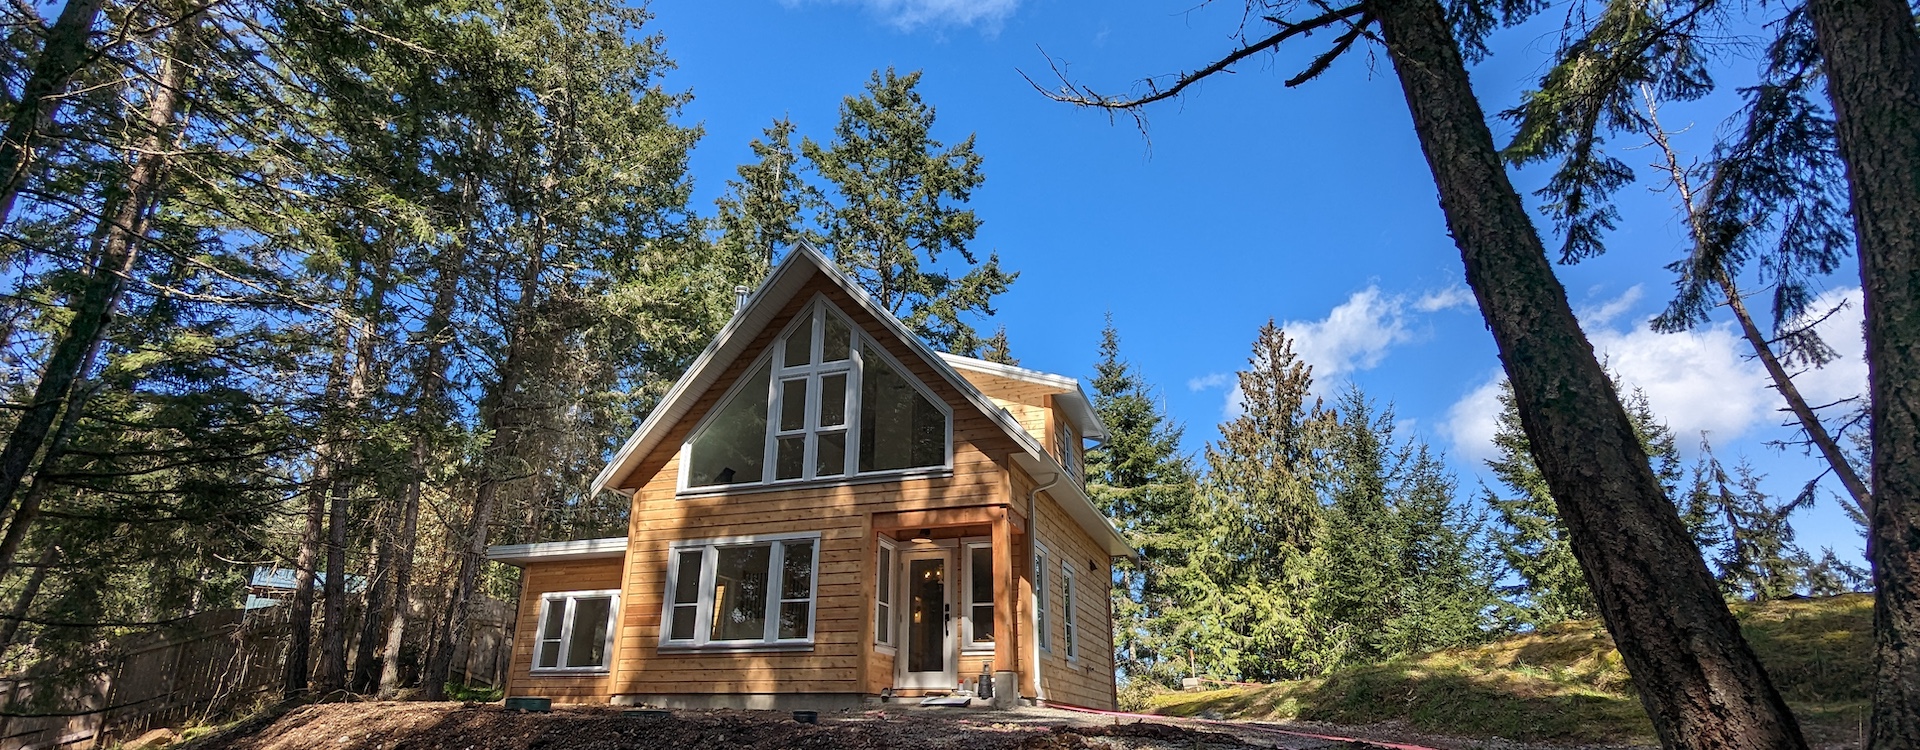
[{"x1": 1025, "y1": 470, "x2": 1061, "y2": 704}]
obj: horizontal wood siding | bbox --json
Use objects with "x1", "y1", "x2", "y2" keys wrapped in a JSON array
[
  {"x1": 507, "y1": 557, "x2": 624, "y2": 701},
  {"x1": 1021, "y1": 466, "x2": 1118, "y2": 709},
  {"x1": 612, "y1": 274, "x2": 1022, "y2": 699}
]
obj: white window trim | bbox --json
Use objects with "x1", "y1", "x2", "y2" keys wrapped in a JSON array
[
  {"x1": 530, "y1": 589, "x2": 620, "y2": 674},
  {"x1": 1056, "y1": 420, "x2": 1080, "y2": 483},
  {"x1": 961, "y1": 539, "x2": 995, "y2": 652},
  {"x1": 677, "y1": 296, "x2": 955, "y2": 495},
  {"x1": 1061, "y1": 561, "x2": 1079, "y2": 662},
  {"x1": 657, "y1": 531, "x2": 822, "y2": 652},
  {"x1": 1034, "y1": 543, "x2": 1052, "y2": 653},
  {"x1": 875, "y1": 536, "x2": 898, "y2": 652}
]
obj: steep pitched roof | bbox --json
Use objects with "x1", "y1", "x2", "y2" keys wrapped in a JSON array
[{"x1": 590, "y1": 243, "x2": 1133, "y2": 557}]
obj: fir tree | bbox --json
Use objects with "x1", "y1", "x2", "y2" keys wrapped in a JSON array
[
  {"x1": 1083, "y1": 320, "x2": 1197, "y2": 686},
  {"x1": 802, "y1": 68, "x2": 1016, "y2": 355},
  {"x1": 1192, "y1": 321, "x2": 1328, "y2": 679},
  {"x1": 1485, "y1": 381, "x2": 1688, "y2": 625},
  {"x1": 713, "y1": 117, "x2": 811, "y2": 282}
]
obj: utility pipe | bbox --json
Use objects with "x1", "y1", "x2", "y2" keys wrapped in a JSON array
[{"x1": 1026, "y1": 470, "x2": 1062, "y2": 704}]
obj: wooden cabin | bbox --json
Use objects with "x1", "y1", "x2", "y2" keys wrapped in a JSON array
[{"x1": 485, "y1": 244, "x2": 1131, "y2": 711}]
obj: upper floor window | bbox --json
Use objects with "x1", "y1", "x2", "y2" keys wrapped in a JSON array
[
  {"x1": 1056, "y1": 419, "x2": 1081, "y2": 482},
  {"x1": 684, "y1": 300, "x2": 951, "y2": 491}
]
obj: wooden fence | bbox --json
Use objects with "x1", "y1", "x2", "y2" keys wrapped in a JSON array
[{"x1": 0, "y1": 599, "x2": 512, "y2": 750}]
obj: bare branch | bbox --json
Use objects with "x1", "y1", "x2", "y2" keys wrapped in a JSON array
[
  {"x1": 1285, "y1": 14, "x2": 1373, "y2": 87},
  {"x1": 1022, "y1": 3, "x2": 1367, "y2": 111}
]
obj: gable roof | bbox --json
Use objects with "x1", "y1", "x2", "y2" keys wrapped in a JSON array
[
  {"x1": 590, "y1": 243, "x2": 1134, "y2": 557},
  {"x1": 937, "y1": 353, "x2": 1108, "y2": 441}
]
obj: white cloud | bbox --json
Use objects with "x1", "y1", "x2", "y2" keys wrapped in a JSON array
[
  {"x1": 785, "y1": 0, "x2": 1021, "y2": 31},
  {"x1": 1441, "y1": 285, "x2": 1869, "y2": 464},
  {"x1": 1782, "y1": 287, "x2": 1868, "y2": 410},
  {"x1": 1187, "y1": 372, "x2": 1234, "y2": 392},
  {"x1": 1194, "y1": 284, "x2": 1462, "y2": 421},
  {"x1": 1285, "y1": 286, "x2": 1419, "y2": 384},
  {"x1": 1446, "y1": 373, "x2": 1505, "y2": 464},
  {"x1": 1415, "y1": 285, "x2": 1474, "y2": 313},
  {"x1": 1576, "y1": 284, "x2": 1645, "y2": 328}
]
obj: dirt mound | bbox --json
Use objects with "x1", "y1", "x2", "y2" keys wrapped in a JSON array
[{"x1": 188, "y1": 702, "x2": 1256, "y2": 750}]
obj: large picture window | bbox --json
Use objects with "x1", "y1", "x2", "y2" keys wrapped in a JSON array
[
  {"x1": 683, "y1": 300, "x2": 950, "y2": 492},
  {"x1": 660, "y1": 534, "x2": 820, "y2": 649},
  {"x1": 532, "y1": 590, "x2": 619, "y2": 672}
]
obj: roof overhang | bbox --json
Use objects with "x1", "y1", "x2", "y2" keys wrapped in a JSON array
[
  {"x1": 936, "y1": 354, "x2": 1109, "y2": 442},
  {"x1": 486, "y1": 537, "x2": 627, "y2": 567},
  {"x1": 588, "y1": 242, "x2": 1134, "y2": 559}
]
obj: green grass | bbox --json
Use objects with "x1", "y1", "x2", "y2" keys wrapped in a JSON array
[{"x1": 1145, "y1": 594, "x2": 1874, "y2": 745}]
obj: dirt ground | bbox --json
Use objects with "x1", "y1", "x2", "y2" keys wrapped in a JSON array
[{"x1": 178, "y1": 702, "x2": 1394, "y2": 750}]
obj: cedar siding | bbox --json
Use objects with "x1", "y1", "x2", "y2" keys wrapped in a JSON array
[{"x1": 506, "y1": 557, "x2": 624, "y2": 702}]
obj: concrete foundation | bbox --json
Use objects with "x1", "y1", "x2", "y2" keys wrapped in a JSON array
[{"x1": 612, "y1": 693, "x2": 870, "y2": 711}]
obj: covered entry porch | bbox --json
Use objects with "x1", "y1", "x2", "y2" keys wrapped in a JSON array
[{"x1": 869, "y1": 504, "x2": 1027, "y2": 706}]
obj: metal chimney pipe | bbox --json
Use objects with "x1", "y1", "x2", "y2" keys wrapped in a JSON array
[{"x1": 734, "y1": 285, "x2": 750, "y2": 312}]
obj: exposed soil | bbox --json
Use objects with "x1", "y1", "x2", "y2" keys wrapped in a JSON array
[{"x1": 177, "y1": 702, "x2": 1371, "y2": 750}]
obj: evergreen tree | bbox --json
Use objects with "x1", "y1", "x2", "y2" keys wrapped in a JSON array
[
  {"x1": 1190, "y1": 321, "x2": 1328, "y2": 680},
  {"x1": 802, "y1": 68, "x2": 1016, "y2": 355},
  {"x1": 1313, "y1": 386, "x2": 1496, "y2": 665},
  {"x1": 1688, "y1": 444, "x2": 1815, "y2": 602},
  {"x1": 1485, "y1": 380, "x2": 1689, "y2": 625},
  {"x1": 712, "y1": 117, "x2": 811, "y2": 283},
  {"x1": 1083, "y1": 320, "x2": 1198, "y2": 686}
]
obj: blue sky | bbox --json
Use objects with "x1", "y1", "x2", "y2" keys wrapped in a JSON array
[{"x1": 645, "y1": 0, "x2": 1869, "y2": 563}]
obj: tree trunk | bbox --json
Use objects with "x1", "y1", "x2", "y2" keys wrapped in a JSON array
[
  {"x1": 1361, "y1": 0, "x2": 1807, "y2": 746},
  {"x1": 312, "y1": 461, "x2": 352, "y2": 693},
  {"x1": 0, "y1": 14, "x2": 193, "y2": 529},
  {"x1": 350, "y1": 528, "x2": 391, "y2": 694},
  {"x1": 378, "y1": 443, "x2": 426, "y2": 697},
  {"x1": 1803, "y1": 0, "x2": 1920, "y2": 743},
  {"x1": 380, "y1": 223, "x2": 465, "y2": 698},
  {"x1": 0, "y1": 0, "x2": 107, "y2": 225},
  {"x1": 282, "y1": 470, "x2": 325, "y2": 698},
  {"x1": 0, "y1": 544, "x2": 58, "y2": 654},
  {"x1": 423, "y1": 476, "x2": 501, "y2": 699}
]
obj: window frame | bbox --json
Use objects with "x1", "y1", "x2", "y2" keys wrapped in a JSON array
[
  {"x1": 875, "y1": 536, "x2": 898, "y2": 652},
  {"x1": 677, "y1": 296, "x2": 955, "y2": 496},
  {"x1": 1061, "y1": 561, "x2": 1079, "y2": 661},
  {"x1": 961, "y1": 539, "x2": 995, "y2": 652},
  {"x1": 1034, "y1": 544, "x2": 1052, "y2": 653},
  {"x1": 530, "y1": 589, "x2": 621, "y2": 674},
  {"x1": 657, "y1": 532, "x2": 822, "y2": 652},
  {"x1": 1056, "y1": 419, "x2": 1080, "y2": 483}
]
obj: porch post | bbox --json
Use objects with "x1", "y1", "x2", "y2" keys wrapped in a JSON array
[{"x1": 990, "y1": 506, "x2": 1019, "y2": 707}]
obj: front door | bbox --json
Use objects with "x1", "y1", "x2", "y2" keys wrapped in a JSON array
[{"x1": 896, "y1": 548, "x2": 956, "y2": 690}]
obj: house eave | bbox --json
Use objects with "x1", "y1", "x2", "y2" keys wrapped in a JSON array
[{"x1": 486, "y1": 536, "x2": 628, "y2": 567}]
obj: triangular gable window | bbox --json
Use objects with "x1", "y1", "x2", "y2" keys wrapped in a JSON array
[{"x1": 683, "y1": 298, "x2": 951, "y2": 491}]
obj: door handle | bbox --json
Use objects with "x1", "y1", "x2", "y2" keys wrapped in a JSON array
[{"x1": 944, "y1": 603, "x2": 951, "y2": 635}]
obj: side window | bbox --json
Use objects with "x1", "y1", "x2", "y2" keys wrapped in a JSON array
[
  {"x1": 533, "y1": 590, "x2": 619, "y2": 672},
  {"x1": 1061, "y1": 563, "x2": 1078, "y2": 660},
  {"x1": 1034, "y1": 547, "x2": 1051, "y2": 652},
  {"x1": 1056, "y1": 420, "x2": 1080, "y2": 482},
  {"x1": 875, "y1": 539, "x2": 896, "y2": 648},
  {"x1": 964, "y1": 543, "x2": 994, "y2": 649}
]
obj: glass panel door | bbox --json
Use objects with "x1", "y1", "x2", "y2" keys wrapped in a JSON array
[{"x1": 897, "y1": 549, "x2": 955, "y2": 689}]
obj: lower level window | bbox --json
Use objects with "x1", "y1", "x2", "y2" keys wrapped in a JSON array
[
  {"x1": 533, "y1": 590, "x2": 619, "y2": 672},
  {"x1": 662, "y1": 534, "x2": 820, "y2": 649}
]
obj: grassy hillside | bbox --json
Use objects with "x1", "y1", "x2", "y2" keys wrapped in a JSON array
[{"x1": 1143, "y1": 594, "x2": 1873, "y2": 746}]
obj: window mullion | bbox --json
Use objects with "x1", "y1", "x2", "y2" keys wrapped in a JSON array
[
  {"x1": 696, "y1": 546, "x2": 719, "y2": 647},
  {"x1": 766, "y1": 542, "x2": 786, "y2": 643},
  {"x1": 557, "y1": 596, "x2": 578, "y2": 669}
]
